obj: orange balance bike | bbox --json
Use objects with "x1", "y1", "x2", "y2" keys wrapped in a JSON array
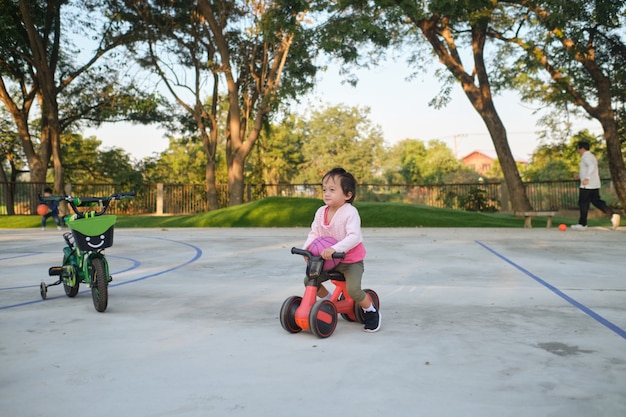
[{"x1": 280, "y1": 247, "x2": 380, "y2": 338}]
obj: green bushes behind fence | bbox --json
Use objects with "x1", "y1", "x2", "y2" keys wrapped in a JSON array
[{"x1": 0, "y1": 179, "x2": 619, "y2": 216}]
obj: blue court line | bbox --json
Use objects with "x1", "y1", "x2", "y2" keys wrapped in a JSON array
[
  {"x1": 109, "y1": 236, "x2": 202, "y2": 287},
  {"x1": 0, "y1": 236, "x2": 202, "y2": 310},
  {"x1": 476, "y1": 240, "x2": 626, "y2": 340},
  {"x1": 0, "y1": 255, "x2": 140, "y2": 292},
  {"x1": 0, "y1": 252, "x2": 44, "y2": 262}
]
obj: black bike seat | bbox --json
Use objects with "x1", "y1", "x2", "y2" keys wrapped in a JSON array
[{"x1": 327, "y1": 271, "x2": 345, "y2": 281}]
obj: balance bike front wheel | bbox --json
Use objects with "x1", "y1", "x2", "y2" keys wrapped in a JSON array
[
  {"x1": 309, "y1": 300, "x2": 337, "y2": 338},
  {"x1": 90, "y1": 257, "x2": 108, "y2": 312},
  {"x1": 40, "y1": 282, "x2": 47, "y2": 299},
  {"x1": 280, "y1": 296, "x2": 302, "y2": 333}
]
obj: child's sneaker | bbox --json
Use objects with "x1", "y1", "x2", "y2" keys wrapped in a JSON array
[
  {"x1": 363, "y1": 310, "x2": 381, "y2": 333},
  {"x1": 571, "y1": 224, "x2": 587, "y2": 230}
]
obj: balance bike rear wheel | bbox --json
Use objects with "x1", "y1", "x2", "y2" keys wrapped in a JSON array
[
  {"x1": 90, "y1": 258, "x2": 108, "y2": 312},
  {"x1": 309, "y1": 300, "x2": 337, "y2": 338},
  {"x1": 280, "y1": 296, "x2": 302, "y2": 333},
  {"x1": 40, "y1": 282, "x2": 47, "y2": 299},
  {"x1": 355, "y1": 289, "x2": 380, "y2": 324}
]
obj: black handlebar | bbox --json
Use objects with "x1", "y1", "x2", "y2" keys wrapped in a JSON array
[
  {"x1": 291, "y1": 247, "x2": 345, "y2": 259},
  {"x1": 40, "y1": 190, "x2": 135, "y2": 218}
]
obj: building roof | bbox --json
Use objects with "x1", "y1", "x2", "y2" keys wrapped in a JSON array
[{"x1": 460, "y1": 149, "x2": 528, "y2": 164}]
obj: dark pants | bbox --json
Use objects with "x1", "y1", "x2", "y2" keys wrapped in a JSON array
[
  {"x1": 578, "y1": 188, "x2": 613, "y2": 226},
  {"x1": 304, "y1": 261, "x2": 367, "y2": 304},
  {"x1": 42, "y1": 212, "x2": 63, "y2": 228}
]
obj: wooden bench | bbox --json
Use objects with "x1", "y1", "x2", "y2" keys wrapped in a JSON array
[{"x1": 514, "y1": 211, "x2": 558, "y2": 228}]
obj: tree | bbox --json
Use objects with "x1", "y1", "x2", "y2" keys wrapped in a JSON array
[
  {"x1": 246, "y1": 113, "x2": 305, "y2": 189},
  {"x1": 488, "y1": 0, "x2": 626, "y2": 208},
  {"x1": 387, "y1": 138, "x2": 467, "y2": 184},
  {"x1": 140, "y1": 137, "x2": 218, "y2": 185},
  {"x1": 322, "y1": 0, "x2": 533, "y2": 211},
  {"x1": 294, "y1": 104, "x2": 385, "y2": 184},
  {"x1": 0, "y1": 0, "x2": 161, "y2": 198},
  {"x1": 399, "y1": 1, "x2": 533, "y2": 211},
  {"x1": 396, "y1": 139, "x2": 427, "y2": 184},
  {"x1": 420, "y1": 140, "x2": 465, "y2": 184},
  {"x1": 112, "y1": 0, "x2": 320, "y2": 207},
  {"x1": 60, "y1": 133, "x2": 142, "y2": 186},
  {"x1": 0, "y1": 109, "x2": 27, "y2": 214}
]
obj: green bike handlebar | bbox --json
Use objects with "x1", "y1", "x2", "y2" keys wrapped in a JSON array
[{"x1": 40, "y1": 190, "x2": 136, "y2": 218}]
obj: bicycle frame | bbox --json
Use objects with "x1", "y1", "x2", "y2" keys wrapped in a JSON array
[
  {"x1": 39, "y1": 191, "x2": 134, "y2": 312},
  {"x1": 61, "y1": 232, "x2": 110, "y2": 288}
]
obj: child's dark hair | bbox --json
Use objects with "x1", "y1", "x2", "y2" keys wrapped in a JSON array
[
  {"x1": 323, "y1": 167, "x2": 356, "y2": 203},
  {"x1": 577, "y1": 141, "x2": 590, "y2": 151},
  {"x1": 43, "y1": 187, "x2": 52, "y2": 194}
]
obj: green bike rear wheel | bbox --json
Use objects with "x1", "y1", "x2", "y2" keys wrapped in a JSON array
[{"x1": 63, "y1": 265, "x2": 79, "y2": 297}]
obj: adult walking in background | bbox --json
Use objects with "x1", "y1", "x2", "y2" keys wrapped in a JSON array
[{"x1": 572, "y1": 141, "x2": 620, "y2": 230}]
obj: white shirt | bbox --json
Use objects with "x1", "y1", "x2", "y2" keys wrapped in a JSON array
[{"x1": 579, "y1": 150, "x2": 601, "y2": 189}]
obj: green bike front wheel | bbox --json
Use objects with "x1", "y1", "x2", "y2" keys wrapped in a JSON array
[{"x1": 90, "y1": 257, "x2": 108, "y2": 312}]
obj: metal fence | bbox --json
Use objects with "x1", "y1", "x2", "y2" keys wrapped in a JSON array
[{"x1": 0, "y1": 179, "x2": 619, "y2": 216}]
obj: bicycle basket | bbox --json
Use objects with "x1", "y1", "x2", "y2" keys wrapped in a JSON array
[{"x1": 67, "y1": 215, "x2": 117, "y2": 251}]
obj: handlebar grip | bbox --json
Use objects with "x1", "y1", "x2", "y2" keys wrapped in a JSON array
[
  {"x1": 40, "y1": 195, "x2": 65, "y2": 202},
  {"x1": 111, "y1": 190, "x2": 136, "y2": 200},
  {"x1": 291, "y1": 247, "x2": 309, "y2": 256}
]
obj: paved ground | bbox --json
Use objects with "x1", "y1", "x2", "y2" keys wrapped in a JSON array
[{"x1": 1, "y1": 226, "x2": 625, "y2": 417}]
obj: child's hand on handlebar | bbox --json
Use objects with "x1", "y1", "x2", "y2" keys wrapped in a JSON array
[{"x1": 321, "y1": 247, "x2": 336, "y2": 260}]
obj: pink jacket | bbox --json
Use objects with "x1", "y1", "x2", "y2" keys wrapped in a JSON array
[{"x1": 303, "y1": 203, "x2": 366, "y2": 263}]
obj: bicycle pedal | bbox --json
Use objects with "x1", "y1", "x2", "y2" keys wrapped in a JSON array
[{"x1": 48, "y1": 266, "x2": 63, "y2": 276}]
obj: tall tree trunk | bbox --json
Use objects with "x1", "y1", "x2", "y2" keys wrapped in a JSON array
[
  {"x1": 48, "y1": 122, "x2": 64, "y2": 195},
  {"x1": 598, "y1": 116, "x2": 626, "y2": 209},
  {"x1": 0, "y1": 162, "x2": 16, "y2": 215},
  {"x1": 507, "y1": 0, "x2": 626, "y2": 209},
  {"x1": 200, "y1": 126, "x2": 219, "y2": 210},
  {"x1": 204, "y1": 160, "x2": 219, "y2": 210},
  {"x1": 477, "y1": 103, "x2": 531, "y2": 211},
  {"x1": 417, "y1": 15, "x2": 533, "y2": 212},
  {"x1": 18, "y1": 0, "x2": 61, "y2": 195},
  {"x1": 228, "y1": 150, "x2": 246, "y2": 206}
]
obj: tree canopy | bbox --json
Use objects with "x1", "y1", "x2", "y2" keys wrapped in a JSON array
[
  {"x1": 0, "y1": 0, "x2": 163, "y2": 197},
  {"x1": 2, "y1": 0, "x2": 624, "y2": 211}
]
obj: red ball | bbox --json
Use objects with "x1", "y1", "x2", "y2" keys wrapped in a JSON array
[
  {"x1": 37, "y1": 204, "x2": 50, "y2": 216},
  {"x1": 308, "y1": 236, "x2": 340, "y2": 271},
  {"x1": 558, "y1": 224, "x2": 567, "y2": 231}
]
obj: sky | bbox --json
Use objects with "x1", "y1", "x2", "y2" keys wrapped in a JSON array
[{"x1": 84, "y1": 59, "x2": 603, "y2": 162}]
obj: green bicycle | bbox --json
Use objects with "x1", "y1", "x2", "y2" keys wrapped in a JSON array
[{"x1": 39, "y1": 191, "x2": 135, "y2": 312}]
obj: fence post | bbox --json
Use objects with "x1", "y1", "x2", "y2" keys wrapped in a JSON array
[{"x1": 156, "y1": 183, "x2": 164, "y2": 215}]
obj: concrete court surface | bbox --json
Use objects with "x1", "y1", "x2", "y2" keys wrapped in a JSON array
[{"x1": 1, "y1": 226, "x2": 625, "y2": 417}]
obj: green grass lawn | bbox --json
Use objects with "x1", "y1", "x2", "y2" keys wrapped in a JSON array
[{"x1": 0, "y1": 196, "x2": 608, "y2": 229}]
